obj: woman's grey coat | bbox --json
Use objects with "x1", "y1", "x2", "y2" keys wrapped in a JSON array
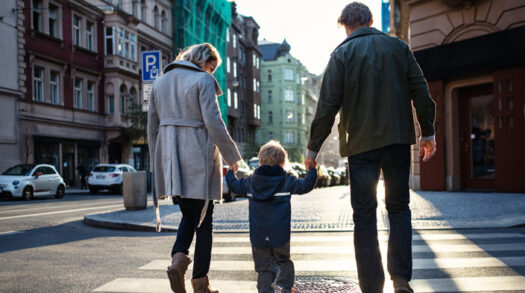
[{"x1": 147, "y1": 60, "x2": 241, "y2": 201}]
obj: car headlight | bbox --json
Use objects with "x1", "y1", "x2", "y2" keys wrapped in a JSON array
[{"x1": 12, "y1": 180, "x2": 20, "y2": 185}]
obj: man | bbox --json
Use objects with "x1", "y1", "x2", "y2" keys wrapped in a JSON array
[{"x1": 305, "y1": 2, "x2": 436, "y2": 293}]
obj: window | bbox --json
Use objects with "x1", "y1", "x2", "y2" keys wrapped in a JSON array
[
  {"x1": 269, "y1": 131, "x2": 274, "y2": 140},
  {"x1": 117, "y1": 27, "x2": 136, "y2": 61},
  {"x1": 226, "y1": 28, "x2": 230, "y2": 42},
  {"x1": 140, "y1": 0, "x2": 145, "y2": 21},
  {"x1": 257, "y1": 81, "x2": 260, "y2": 93},
  {"x1": 130, "y1": 33, "x2": 136, "y2": 61},
  {"x1": 49, "y1": 4, "x2": 58, "y2": 37},
  {"x1": 233, "y1": 34, "x2": 237, "y2": 48},
  {"x1": 33, "y1": 66, "x2": 44, "y2": 102},
  {"x1": 32, "y1": 0, "x2": 42, "y2": 32},
  {"x1": 257, "y1": 105, "x2": 260, "y2": 119},
  {"x1": 286, "y1": 110, "x2": 294, "y2": 123},
  {"x1": 267, "y1": 70, "x2": 272, "y2": 82},
  {"x1": 233, "y1": 62, "x2": 237, "y2": 77},
  {"x1": 253, "y1": 104, "x2": 257, "y2": 118},
  {"x1": 120, "y1": 85, "x2": 127, "y2": 114},
  {"x1": 153, "y1": 6, "x2": 159, "y2": 29},
  {"x1": 302, "y1": 113, "x2": 305, "y2": 125},
  {"x1": 124, "y1": 31, "x2": 129, "y2": 59},
  {"x1": 50, "y1": 70, "x2": 59, "y2": 105},
  {"x1": 226, "y1": 57, "x2": 230, "y2": 73},
  {"x1": 73, "y1": 15, "x2": 81, "y2": 46},
  {"x1": 268, "y1": 90, "x2": 272, "y2": 103},
  {"x1": 107, "y1": 95, "x2": 115, "y2": 114},
  {"x1": 284, "y1": 131, "x2": 294, "y2": 144},
  {"x1": 74, "y1": 78, "x2": 83, "y2": 109},
  {"x1": 105, "y1": 27, "x2": 114, "y2": 55},
  {"x1": 284, "y1": 68, "x2": 294, "y2": 80},
  {"x1": 301, "y1": 94, "x2": 305, "y2": 105},
  {"x1": 227, "y1": 88, "x2": 232, "y2": 107},
  {"x1": 161, "y1": 11, "x2": 167, "y2": 33},
  {"x1": 115, "y1": 0, "x2": 121, "y2": 9},
  {"x1": 132, "y1": 0, "x2": 137, "y2": 17},
  {"x1": 253, "y1": 78, "x2": 256, "y2": 92},
  {"x1": 284, "y1": 89, "x2": 294, "y2": 101},
  {"x1": 87, "y1": 81, "x2": 95, "y2": 111},
  {"x1": 296, "y1": 73, "x2": 300, "y2": 84},
  {"x1": 234, "y1": 91, "x2": 238, "y2": 109},
  {"x1": 86, "y1": 22, "x2": 94, "y2": 51}
]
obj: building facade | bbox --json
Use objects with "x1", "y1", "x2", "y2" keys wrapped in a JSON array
[
  {"x1": 16, "y1": 0, "x2": 172, "y2": 187},
  {"x1": 406, "y1": 0, "x2": 525, "y2": 192},
  {"x1": 0, "y1": 0, "x2": 22, "y2": 173},
  {"x1": 258, "y1": 39, "x2": 310, "y2": 163},
  {"x1": 225, "y1": 3, "x2": 261, "y2": 159},
  {"x1": 173, "y1": 0, "x2": 231, "y2": 124}
]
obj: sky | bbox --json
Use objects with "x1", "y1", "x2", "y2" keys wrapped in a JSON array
[{"x1": 232, "y1": 0, "x2": 383, "y2": 75}]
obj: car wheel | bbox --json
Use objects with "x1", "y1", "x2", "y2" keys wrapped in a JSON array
[
  {"x1": 55, "y1": 185, "x2": 65, "y2": 199},
  {"x1": 89, "y1": 187, "x2": 98, "y2": 194},
  {"x1": 22, "y1": 186, "x2": 33, "y2": 201},
  {"x1": 113, "y1": 184, "x2": 123, "y2": 195},
  {"x1": 224, "y1": 191, "x2": 235, "y2": 202}
]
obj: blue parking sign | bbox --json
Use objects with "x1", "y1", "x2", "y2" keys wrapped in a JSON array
[{"x1": 142, "y1": 51, "x2": 162, "y2": 82}]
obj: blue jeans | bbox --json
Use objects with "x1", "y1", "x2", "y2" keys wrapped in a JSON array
[
  {"x1": 348, "y1": 144, "x2": 412, "y2": 293},
  {"x1": 171, "y1": 197, "x2": 214, "y2": 279}
]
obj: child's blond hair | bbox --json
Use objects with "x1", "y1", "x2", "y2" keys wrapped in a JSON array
[{"x1": 258, "y1": 140, "x2": 287, "y2": 166}]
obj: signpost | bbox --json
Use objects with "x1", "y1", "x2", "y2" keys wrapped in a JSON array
[{"x1": 141, "y1": 50, "x2": 162, "y2": 111}]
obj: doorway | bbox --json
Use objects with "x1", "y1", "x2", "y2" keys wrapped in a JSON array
[{"x1": 459, "y1": 84, "x2": 495, "y2": 190}]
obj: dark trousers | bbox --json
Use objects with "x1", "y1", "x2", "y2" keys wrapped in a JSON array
[
  {"x1": 252, "y1": 241, "x2": 294, "y2": 293},
  {"x1": 171, "y1": 197, "x2": 214, "y2": 279},
  {"x1": 348, "y1": 144, "x2": 412, "y2": 293}
]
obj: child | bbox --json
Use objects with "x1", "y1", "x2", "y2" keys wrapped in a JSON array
[{"x1": 226, "y1": 140, "x2": 317, "y2": 293}]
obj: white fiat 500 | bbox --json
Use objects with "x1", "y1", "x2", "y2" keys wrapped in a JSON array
[
  {"x1": 87, "y1": 164, "x2": 136, "y2": 194},
  {"x1": 0, "y1": 164, "x2": 66, "y2": 200}
]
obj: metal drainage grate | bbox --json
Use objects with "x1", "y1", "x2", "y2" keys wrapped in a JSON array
[{"x1": 274, "y1": 276, "x2": 361, "y2": 293}]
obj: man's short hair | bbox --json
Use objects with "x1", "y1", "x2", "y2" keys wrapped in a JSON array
[
  {"x1": 337, "y1": 2, "x2": 373, "y2": 30},
  {"x1": 258, "y1": 140, "x2": 287, "y2": 166}
]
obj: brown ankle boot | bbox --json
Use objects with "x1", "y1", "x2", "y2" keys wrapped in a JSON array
[
  {"x1": 191, "y1": 275, "x2": 219, "y2": 293},
  {"x1": 167, "y1": 252, "x2": 192, "y2": 293}
]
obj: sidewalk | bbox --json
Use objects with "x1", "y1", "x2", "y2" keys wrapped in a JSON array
[{"x1": 83, "y1": 184, "x2": 525, "y2": 232}]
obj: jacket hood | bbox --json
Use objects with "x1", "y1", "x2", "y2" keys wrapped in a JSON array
[
  {"x1": 331, "y1": 27, "x2": 385, "y2": 55},
  {"x1": 162, "y1": 60, "x2": 223, "y2": 96},
  {"x1": 249, "y1": 165, "x2": 287, "y2": 201}
]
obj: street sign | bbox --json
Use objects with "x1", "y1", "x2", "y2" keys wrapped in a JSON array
[
  {"x1": 142, "y1": 83, "x2": 153, "y2": 111},
  {"x1": 141, "y1": 51, "x2": 161, "y2": 82}
]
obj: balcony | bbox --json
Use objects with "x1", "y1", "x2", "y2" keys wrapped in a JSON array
[{"x1": 104, "y1": 55, "x2": 139, "y2": 75}]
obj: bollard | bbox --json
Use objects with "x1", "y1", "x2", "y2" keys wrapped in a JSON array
[{"x1": 123, "y1": 171, "x2": 147, "y2": 210}]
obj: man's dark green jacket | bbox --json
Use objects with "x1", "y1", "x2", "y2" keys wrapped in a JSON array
[{"x1": 308, "y1": 27, "x2": 436, "y2": 157}]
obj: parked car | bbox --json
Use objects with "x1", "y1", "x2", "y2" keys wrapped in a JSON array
[
  {"x1": 327, "y1": 167, "x2": 341, "y2": 186},
  {"x1": 222, "y1": 159, "x2": 251, "y2": 202},
  {"x1": 316, "y1": 165, "x2": 332, "y2": 187},
  {"x1": 0, "y1": 164, "x2": 66, "y2": 200},
  {"x1": 289, "y1": 162, "x2": 307, "y2": 178},
  {"x1": 87, "y1": 164, "x2": 136, "y2": 194},
  {"x1": 248, "y1": 157, "x2": 259, "y2": 170},
  {"x1": 336, "y1": 166, "x2": 349, "y2": 185}
]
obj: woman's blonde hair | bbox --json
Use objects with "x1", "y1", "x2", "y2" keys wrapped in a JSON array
[
  {"x1": 175, "y1": 43, "x2": 222, "y2": 69},
  {"x1": 258, "y1": 140, "x2": 287, "y2": 166}
]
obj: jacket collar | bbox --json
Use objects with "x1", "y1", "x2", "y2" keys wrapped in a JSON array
[
  {"x1": 162, "y1": 60, "x2": 223, "y2": 96},
  {"x1": 331, "y1": 27, "x2": 385, "y2": 55}
]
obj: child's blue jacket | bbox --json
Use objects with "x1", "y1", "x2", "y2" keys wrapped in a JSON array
[{"x1": 226, "y1": 165, "x2": 317, "y2": 248}]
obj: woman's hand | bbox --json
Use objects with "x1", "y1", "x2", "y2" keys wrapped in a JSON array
[{"x1": 229, "y1": 161, "x2": 239, "y2": 173}]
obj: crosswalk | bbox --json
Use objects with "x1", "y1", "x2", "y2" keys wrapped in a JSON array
[{"x1": 93, "y1": 230, "x2": 525, "y2": 292}]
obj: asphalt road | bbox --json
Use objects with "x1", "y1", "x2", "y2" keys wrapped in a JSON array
[{"x1": 1, "y1": 190, "x2": 525, "y2": 293}]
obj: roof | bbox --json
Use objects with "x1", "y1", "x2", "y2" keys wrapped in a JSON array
[{"x1": 258, "y1": 39, "x2": 291, "y2": 61}]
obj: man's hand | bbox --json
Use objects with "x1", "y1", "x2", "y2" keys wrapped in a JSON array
[
  {"x1": 304, "y1": 156, "x2": 317, "y2": 170},
  {"x1": 229, "y1": 161, "x2": 239, "y2": 173},
  {"x1": 419, "y1": 138, "x2": 437, "y2": 162}
]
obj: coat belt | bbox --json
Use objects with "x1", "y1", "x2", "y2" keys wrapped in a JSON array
[{"x1": 159, "y1": 118, "x2": 205, "y2": 128}]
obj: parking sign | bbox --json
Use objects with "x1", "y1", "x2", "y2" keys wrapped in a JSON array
[{"x1": 141, "y1": 51, "x2": 161, "y2": 82}]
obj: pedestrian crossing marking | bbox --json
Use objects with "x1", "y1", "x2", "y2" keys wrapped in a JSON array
[
  {"x1": 93, "y1": 278, "x2": 257, "y2": 293},
  {"x1": 140, "y1": 256, "x2": 525, "y2": 272},
  {"x1": 411, "y1": 276, "x2": 525, "y2": 292},
  {"x1": 210, "y1": 233, "x2": 525, "y2": 243}
]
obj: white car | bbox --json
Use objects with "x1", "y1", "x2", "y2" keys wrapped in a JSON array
[
  {"x1": 87, "y1": 164, "x2": 136, "y2": 194},
  {"x1": 0, "y1": 164, "x2": 66, "y2": 200}
]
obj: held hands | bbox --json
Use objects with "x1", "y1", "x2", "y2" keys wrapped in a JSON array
[
  {"x1": 419, "y1": 138, "x2": 437, "y2": 162},
  {"x1": 304, "y1": 156, "x2": 317, "y2": 170},
  {"x1": 228, "y1": 161, "x2": 239, "y2": 173}
]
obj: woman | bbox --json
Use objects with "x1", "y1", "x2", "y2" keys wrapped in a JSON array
[{"x1": 147, "y1": 43, "x2": 241, "y2": 293}]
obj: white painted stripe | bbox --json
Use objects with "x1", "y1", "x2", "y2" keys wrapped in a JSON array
[
  {"x1": 411, "y1": 276, "x2": 525, "y2": 292},
  {"x1": 0, "y1": 204, "x2": 122, "y2": 221},
  {"x1": 0, "y1": 230, "x2": 24, "y2": 236},
  {"x1": 198, "y1": 243, "x2": 525, "y2": 255},
  {"x1": 140, "y1": 256, "x2": 525, "y2": 272},
  {"x1": 211, "y1": 233, "x2": 525, "y2": 243},
  {"x1": 0, "y1": 202, "x2": 121, "y2": 214},
  {"x1": 93, "y1": 278, "x2": 257, "y2": 293}
]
